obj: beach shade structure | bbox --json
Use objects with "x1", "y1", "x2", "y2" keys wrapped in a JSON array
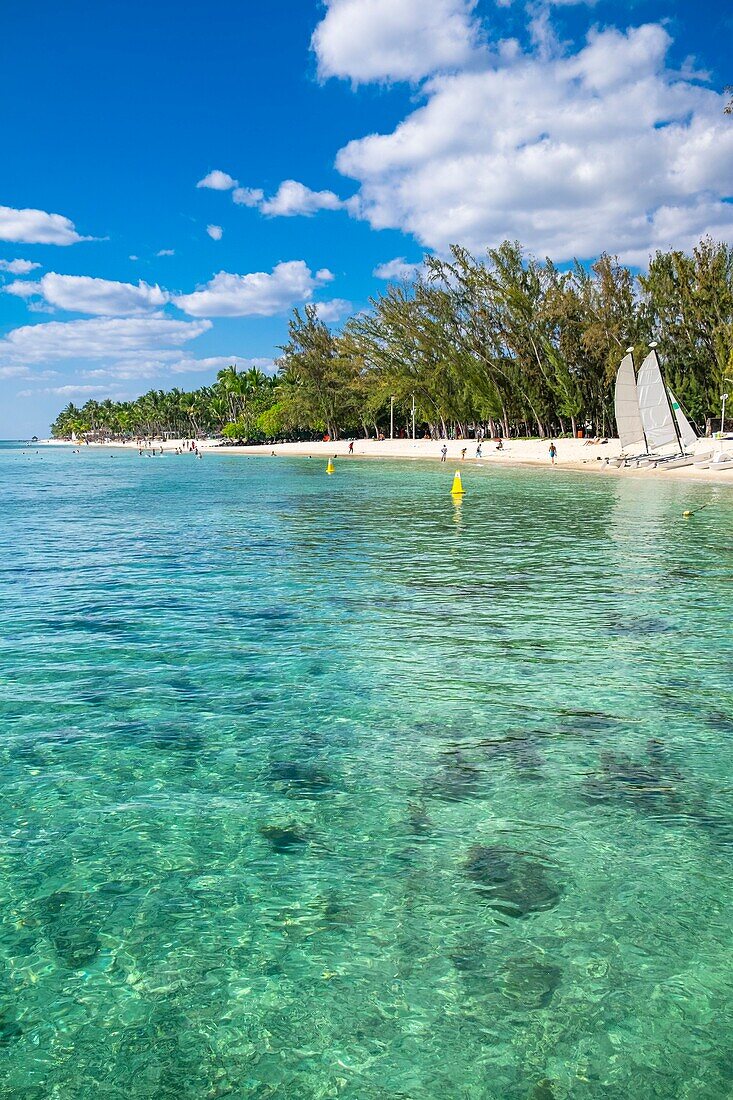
[
  {"x1": 450, "y1": 470, "x2": 465, "y2": 496},
  {"x1": 326, "y1": 457, "x2": 335, "y2": 475}
]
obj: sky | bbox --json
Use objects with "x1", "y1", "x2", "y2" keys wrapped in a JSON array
[{"x1": 1, "y1": 0, "x2": 731, "y2": 438}]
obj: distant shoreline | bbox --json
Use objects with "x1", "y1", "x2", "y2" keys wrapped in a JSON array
[{"x1": 37, "y1": 435, "x2": 733, "y2": 485}]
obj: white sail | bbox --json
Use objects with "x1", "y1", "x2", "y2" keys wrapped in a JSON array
[
  {"x1": 636, "y1": 349, "x2": 679, "y2": 453},
  {"x1": 614, "y1": 352, "x2": 646, "y2": 453},
  {"x1": 667, "y1": 388, "x2": 697, "y2": 451}
]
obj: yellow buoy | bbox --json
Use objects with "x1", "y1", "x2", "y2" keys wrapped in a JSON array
[
  {"x1": 326, "y1": 457, "x2": 335, "y2": 475},
  {"x1": 450, "y1": 470, "x2": 465, "y2": 496}
]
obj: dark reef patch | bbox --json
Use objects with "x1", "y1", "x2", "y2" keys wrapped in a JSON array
[
  {"x1": 37, "y1": 889, "x2": 106, "y2": 970},
  {"x1": 464, "y1": 846, "x2": 562, "y2": 917},
  {"x1": 499, "y1": 956, "x2": 562, "y2": 1009},
  {"x1": 583, "y1": 740, "x2": 684, "y2": 816},
  {"x1": 259, "y1": 823, "x2": 309, "y2": 853},
  {"x1": 269, "y1": 761, "x2": 334, "y2": 799}
]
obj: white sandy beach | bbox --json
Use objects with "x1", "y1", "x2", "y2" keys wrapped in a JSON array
[{"x1": 41, "y1": 434, "x2": 733, "y2": 485}]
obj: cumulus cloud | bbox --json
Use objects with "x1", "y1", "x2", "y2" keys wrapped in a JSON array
[
  {"x1": 79, "y1": 355, "x2": 277, "y2": 381},
  {"x1": 206, "y1": 224, "x2": 223, "y2": 240},
  {"x1": 18, "y1": 383, "x2": 120, "y2": 399},
  {"x1": 197, "y1": 169, "x2": 239, "y2": 190},
  {"x1": 232, "y1": 187, "x2": 265, "y2": 207},
  {"x1": 175, "y1": 261, "x2": 334, "y2": 317},
  {"x1": 229, "y1": 180, "x2": 346, "y2": 217},
  {"x1": 5, "y1": 273, "x2": 169, "y2": 316},
  {"x1": 312, "y1": 298, "x2": 352, "y2": 322},
  {"x1": 156, "y1": 248, "x2": 175, "y2": 257},
  {"x1": 0, "y1": 204, "x2": 90, "y2": 246},
  {"x1": 335, "y1": 22, "x2": 733, "y2": 262},
  {"x1": 0, "y1": 316, "x2": 211, "y2": 366},
  {"x1": 260, "y1": 180, "x2": 345, "y2": 217},
  {"x1": 312, "y1": 0, "x2": 481, "y2": 84},
  {"x1": 0, "y1": 258, "x2": 41, "y2": 275},
  {"x1": 373, "y1": 257, "x2": 423, "y2": 280}
]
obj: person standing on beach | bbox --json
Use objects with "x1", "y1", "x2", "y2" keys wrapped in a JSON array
[
  {"x1": 549, "y1": 442, "x2": 557, "y2": 464},
  {"x1": 348, "y1": 440, "x2": 354, "y2": 455},
  {"x1": 440, "y1": 445, "x2": 448, "y2": 462},
  {"x1": 461, "y1": 447, "x2": 467, "y2": 461},
  {"x1": 476, "y1": 443, "x2": 482, "y2": 458}
]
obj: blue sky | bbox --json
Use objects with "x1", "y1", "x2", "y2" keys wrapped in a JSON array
[{"x1": 1, "y1": 0, "x2": 731, "y2": 437}]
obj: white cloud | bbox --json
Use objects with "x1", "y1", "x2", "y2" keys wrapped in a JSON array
[
  {"x1": 229, "y1": 181, "x2": 347, "y2": 219},
  {"x1": 129, "y1": 254, "x2": 139, "y2": 261},
  {"x1": 5, "y1": 273, "x2": 169, "y2": 316},
  {"x1": 335, "y1": 22, "x2": 733, "y2": 261},
  {"x1": 373, "y1": 257, "x2": 422, "y2": 280},
  {"x1": 19, "y1": 383, "x2": 120, "y2": 399},
  {"x1": 175, "y1": 261, "x2": 334, "y2": 317},
  {"x1": 156, "y1": 249, "x2": 175, "y2": 257},
  {"x1": 0, "y1": 316, "x2": 210, "y2": 366},
  {"x1": 312, "y1": 0, "x2": 481, "y2": 84},
  {"x1": 312, "y1": 299, "x2": 352, "y2": 322},
  {"x1": 206, "y1": 224, "x2": 223, "y2": 240},
  {"x1": 232, "y1": 187, "x2": 265, "y2": 207},
  {"x1": 197, "y1": 170, "x2": 239, "y2": 190},
  {"x1": 0, "y1": 365, "x2": 34, "y2": 379},
  {"x1": 260, "y1": 180, "x2": 345, "y2": 217},
  {"x1": 79, "y1": 355, "x2": 277, "y2": 381},
  {"x1": 0, "y1": 258, "x2": 42, "y2": 275},
  {"x1": 0, "y1": 204, "x2": 90, "y2": 246}
]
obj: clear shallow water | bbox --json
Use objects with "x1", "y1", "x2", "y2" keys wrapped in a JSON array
[{"x1": 1, "y1": 443, "x2": 733, "y2": 1098}]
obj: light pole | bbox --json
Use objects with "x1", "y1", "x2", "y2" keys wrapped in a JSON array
[
  {"x1": 390, "y1": 395, "x2": 395, "y2": 440},
  {"x1": 721, "y1": 393, "x2": 729, "y2": 437},
  {"x1": 411, "y1": 394, "x2": 416, "y2": 441}
]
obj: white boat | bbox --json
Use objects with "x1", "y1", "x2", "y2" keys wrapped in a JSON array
[
  {"x1": 635, "y1": 345, "x2": 698, "y2": 461},
  {"x1": 613, "y1": 345, "x2": 701, "y2": 467},
  {"x1": 659, "y1": 456, "x2": 695, "y2": 469},
  {"x1": 614, "y1": 350, "x2": 648, "y2": 458}
]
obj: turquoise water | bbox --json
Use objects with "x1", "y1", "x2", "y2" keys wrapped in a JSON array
[{"x1": 2, "y1": 443, "x2": 733, "y2": 1098}]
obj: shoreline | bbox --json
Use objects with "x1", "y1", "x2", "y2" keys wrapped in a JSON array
[{"x1": 38, "y1": 436, "x2": 733, "y2": 485}]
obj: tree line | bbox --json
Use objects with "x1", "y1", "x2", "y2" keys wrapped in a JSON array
[{"x1": 51, "y1": 237, "x2": 733, "y2": 442}]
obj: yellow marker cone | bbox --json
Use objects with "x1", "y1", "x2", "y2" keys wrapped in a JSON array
[
  {"x1": 450, "y1": 470, "x2": 465, "y2": 495},
  {"x1": 326, "y1": 458, "x2": 335, "y2": 475}
]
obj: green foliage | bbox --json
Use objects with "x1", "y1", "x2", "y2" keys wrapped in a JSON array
[
  {"x1": 639, "y1": 239, "x2": 733, "y2": 420},
  {"x1": 255, "y1": 402, "x2": 289, "y2": 437},
  {"x1": 277, "y1": 305, "x2": 363, "y2": 440},
  {"x1": 51, "y1": 237, "x2": 733, "y2": 441}
]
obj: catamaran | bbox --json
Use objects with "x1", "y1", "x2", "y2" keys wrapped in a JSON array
[{"x1": 614, "y1": 344, "x2": 702, "y2": 468}]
